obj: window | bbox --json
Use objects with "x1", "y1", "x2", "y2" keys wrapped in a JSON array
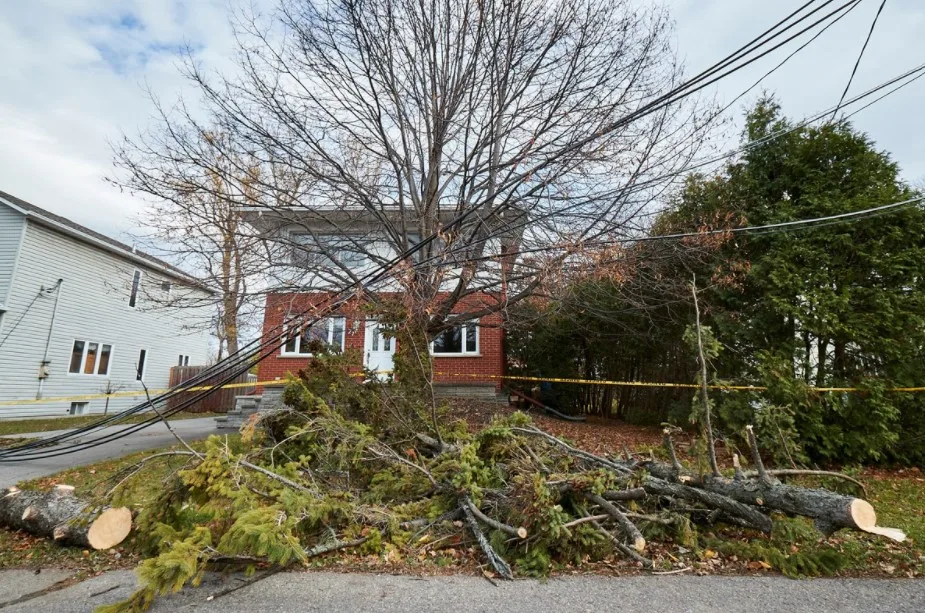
[
  {"x1": 281, "y1": 317, "x2": 346, "y2": 356},
  {"x1": 161, "y1": 281, "x2": 172, "y2": 301},
  {"x1": 136, "y1": 349, "x2": 147, "y2": 381},
  {"x1": 178, "y1": 354, "x2": 190, "y2": 367},
  {"x1": 291, "y1": 233, "x2": 370, "y2": 269},
  {"x1": 432, "y1": 322, "x2": 478, "y2": 355},
  {"x1": 129, "y1": 269, "x2": 142, "y2": 308},
  {"x1": 68, "y1": 340, "x2": 112, "y2": 375},
  {"x1": 70, "y1": 402, "x2": 88, "y2": 415}
]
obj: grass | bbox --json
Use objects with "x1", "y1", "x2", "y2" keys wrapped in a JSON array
[
  {"x1": 0, "y1": 411, "x2": 221, "y2": 437},
  {"x1": 0, "y1": 439, "x2": 213, "y2": 572}
]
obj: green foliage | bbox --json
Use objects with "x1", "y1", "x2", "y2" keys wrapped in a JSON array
[
  {"x1": 218, "y1": 507, "x2": 307, "y2": 566},
  {"x1": 682, "y1": 99, "x2": 925, "y2": 464},
  {"x1": 506, "y1": 280, "x2": 697, "y2": 422},
  {"x1": 704, "y1": 518, "x2": 849, "y2": 578},
  {"x1": 511, "y1": 96, "x2": 925, "y2": 465}
]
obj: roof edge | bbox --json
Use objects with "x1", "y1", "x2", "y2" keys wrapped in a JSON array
[{"x1": 0, "y1": 194, "x2": 214, "y2": 294}]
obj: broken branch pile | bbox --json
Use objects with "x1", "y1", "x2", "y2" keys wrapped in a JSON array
[{"x1": 89, "y1": 357, "x2": 904, "y2": 612}]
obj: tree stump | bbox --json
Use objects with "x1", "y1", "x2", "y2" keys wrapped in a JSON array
[{"x1": 0, "y1": 485, "x2": 132, "y2": 550}]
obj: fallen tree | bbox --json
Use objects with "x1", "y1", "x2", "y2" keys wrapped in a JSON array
[
  {"x1": 85, "y1": 355, "x2": 904, "y2": 612},
  {"x1": 0, "y1": 484, "x2": 132, "y2": 550}
]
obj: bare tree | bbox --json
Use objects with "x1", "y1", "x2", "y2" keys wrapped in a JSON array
[
  {"x1": 111, "y1": 131, "x2": 269, "y2": 359},
  {"x1": 113, "y1": 0, "x2": 713, "y2": 341}
]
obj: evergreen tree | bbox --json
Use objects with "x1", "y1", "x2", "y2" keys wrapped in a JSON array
[{"x1": 668, "y1": 98, "x2": 925, "y2": 463}]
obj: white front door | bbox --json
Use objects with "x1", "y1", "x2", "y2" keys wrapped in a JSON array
[{"x1": 364, "y1": 319, "x2": 395, "y2": 378}]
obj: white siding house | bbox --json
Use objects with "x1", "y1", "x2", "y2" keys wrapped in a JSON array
[{"x1": 0, "y1": 191, "x2": 212, "y2": 419}]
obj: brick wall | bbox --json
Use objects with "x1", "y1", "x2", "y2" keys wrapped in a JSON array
[{"x1": 256, "y1": 292, "x2": 506, "y2": 390}]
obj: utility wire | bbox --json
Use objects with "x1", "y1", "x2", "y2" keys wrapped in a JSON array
[
  {"x1": 0, "y1": 1, "x2": 885, "y2": 461},
  {"x1": 831, "y1": 0, "x2": 888, "y2": 121},
  {"x1": 717, "y1": 0, "x2": 862, "y2": 119},
  {"x1": 0, "y1": 286, "x2": 56, "y2": 351},
  {"x1": 8, "y1": 53, "x2": 921, "y2": 460}
]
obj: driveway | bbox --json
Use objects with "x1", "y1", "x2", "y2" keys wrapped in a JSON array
[
  {"x1": 0, "y1": 418, "x2": 220, "y2": 488},
  {"x1": 1, "y1": 570, "x2": 923, "y2": 612}
]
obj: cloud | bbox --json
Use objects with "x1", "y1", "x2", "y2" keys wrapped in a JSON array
[
  {"x1": 0, "y1": 0, "x2": 238, "y2": 240},
  {"x1": 0, "y1": 0, "x2": 923, "y2": 251},
  {"x1": 664, "y1": 0, "x2": 925, "y2": 181}
]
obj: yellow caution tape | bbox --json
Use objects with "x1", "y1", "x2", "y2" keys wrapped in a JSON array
[
  {"x1": 0, "y1": 379, "x2": 264, "y2": 407},
  {"x1": 432, "y1": 372, "x2": 925, "y2": 394},
  {"x1": 2, "y1": 371, "x2": 923, "y2": 408}
]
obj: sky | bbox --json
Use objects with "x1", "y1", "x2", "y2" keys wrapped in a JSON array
[{"x1": 1, "y1": 0, "x2": 924, "y2": 243}]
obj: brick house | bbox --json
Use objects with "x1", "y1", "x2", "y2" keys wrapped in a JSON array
[
  {"x1": 244, "y1": 206, "x2": 512, "y2": 398},
  {"x1": 256, "y1": 292, "x2": 505, "y2": 395}
]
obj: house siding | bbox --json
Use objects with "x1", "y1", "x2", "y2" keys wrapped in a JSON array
[
  {"x1": 0, "y1": 204, "x2": 25, "y2": 309},
  {"x1": 0, "y1": 219, "x2": 212, "y2": 419},
  {"x1": 256, "y1": 292, "x2": 505, "y2": 391}
]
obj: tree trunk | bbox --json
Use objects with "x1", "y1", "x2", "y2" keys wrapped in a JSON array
[
  {"x1": 0, "y1": 486, "x2": 132, "y2": 550},
  {"x1": 644, "y1": 462, "x2": 905, "y2": 540}
]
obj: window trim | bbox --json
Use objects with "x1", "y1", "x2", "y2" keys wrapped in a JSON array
[
  {"x1": 128, "y1": 269, "x2": 142, "y2": 308},
  {"x1": 67, "y1": 339, "x2": 114, "y2": 376},
  {"x1": 177, "y1": 354, "x2": 190, "y2": 367},
  {"x1": 280, "y1": 316, "x2": 347, "y2": 357},
  {"x1": 430, "y1": 321, "x2": 480, "y2": 357},
  {"x1": 290, "y1": 232, "x2": 372, "y2": 270}
]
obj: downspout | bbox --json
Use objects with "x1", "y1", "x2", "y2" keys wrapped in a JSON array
[{"x1": 36, "y1": 279, "x2": 64, "y2": 400}]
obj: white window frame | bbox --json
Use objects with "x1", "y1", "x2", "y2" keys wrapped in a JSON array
[
  {"x1": 68, "y1": 339, "x2": 114, "y2": 376},
  {"x1": 281, "y1": 317, "x2": 347, "y2": 357},
  {"x1": 178, "y1": 354, "x2": 190, "y2": 367},
  {"x1": 69, "y1": 401, "x2": 89, "y2": 415},
  {"x1": 128, "y1": 269, "x2": 142, "y2": 308},
  {"x1": 430, "y1": 321, "x2": 480, "y2": 357}
]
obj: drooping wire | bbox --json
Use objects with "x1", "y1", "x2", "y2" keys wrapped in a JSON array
[
  {"x1": 0, "y1": 285, "x2": 57, "y2": 350},
  {"x1": 830, "y1": 0, "x2": 888, "y2": 121},
  {"x1": 0, "y1": 0, "x2": 883, "y2": 460}
]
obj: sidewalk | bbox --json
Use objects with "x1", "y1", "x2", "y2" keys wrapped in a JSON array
[
  {"x1": 2, "y1": 570, "x2": 923, "y2": 613},
  {"x1": 0, "y1": 418, "x2": 220, "y2": 488}
]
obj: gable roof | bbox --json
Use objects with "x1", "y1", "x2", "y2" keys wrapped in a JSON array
[{"x1": 0, "y1": 190, "x2": 209, "y2": 290}]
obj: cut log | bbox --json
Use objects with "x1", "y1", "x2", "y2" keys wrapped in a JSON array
[
  {"x1": 644, "y1": 461, "x2": 905, "y2": 541},
  {"x1": 697, "y1": 476, "x2": 905, "y2": 541},
  {"x1": 0, "y1": 486, "x2": 132, "y2": 550}
]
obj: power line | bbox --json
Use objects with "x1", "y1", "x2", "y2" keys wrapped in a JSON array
[
  {"x1": 0, "y1": 286, "x2": 56, "y2": 351},
  {"x1": 16, "y1": 45, "x2": 921, "y2": 459},
  {"x1": 717, "y1": 0, "x2": 863, "y2": 119},
  {"x1": 831, "y1": 0, "x2": 888, "y2": 121},
  {"x1": 0, "y1": 1, "x2": 886, "y2": 461}
]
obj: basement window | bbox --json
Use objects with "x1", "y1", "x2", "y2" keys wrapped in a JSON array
[
  {"x1": 281, "y1": 317, "x2": 346, "y2": 356},
  {"x1": 68, "y1": 340, "x2": 112, "y2": 375},
  {"x1": 69, "y1": 402, "x2": 88, "y2": 415},
  {"x1": 431, "y1": 322, "x2": 479, "y2": 356}
]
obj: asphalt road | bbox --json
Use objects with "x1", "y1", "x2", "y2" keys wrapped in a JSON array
[
  {"x1": 3, "y1": 570, "x2": 924, "y2": 613},
  {"x1": 0, "y1": 417, "x2": 221, "y2": 487}
]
